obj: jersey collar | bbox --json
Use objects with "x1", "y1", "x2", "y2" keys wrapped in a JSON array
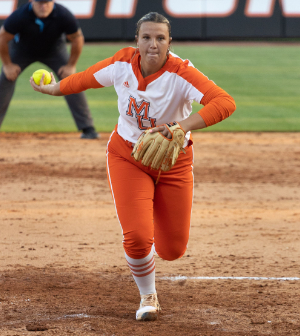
[{"x1": 131, "y1": 49, "x2": 174, "y2": 91}]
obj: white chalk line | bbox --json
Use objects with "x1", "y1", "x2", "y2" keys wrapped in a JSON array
[{"x1": 160, "y1": 276, "x2": 300, "y2": 281}]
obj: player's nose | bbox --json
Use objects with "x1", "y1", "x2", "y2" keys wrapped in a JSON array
[{"x1": 150, "y1": 38, "x2": 158, "y2": 48}]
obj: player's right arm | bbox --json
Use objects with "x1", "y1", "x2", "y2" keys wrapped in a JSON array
[
  {"x1": 58, "y1": 47, "x2": 134, "y2": 94},
  {"x1": 29, "y1": 72, "x2": 63, "y2": 96},
  {"x1": 30, "y1": 48, "x2": 135, "y2": 96},
  {"x1": 0, "y1": 26, "x2": 21, "y2": 81},
  {"x1": 29, "y1": 57, "x2": 112, "y2": 96},
  {"x1": 29, "y1": 56, "x2": 111, "y2": 96},
  {"x1": 31, "y1": 53, "x2": 117, "y2": 96}
]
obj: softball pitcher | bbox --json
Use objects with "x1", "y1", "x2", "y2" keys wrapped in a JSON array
[{"x1": 30, "y1": 12, "x2": 236, "y2": 321}]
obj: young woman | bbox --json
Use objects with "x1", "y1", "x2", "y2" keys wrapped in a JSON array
[{"x1": 30, "y1": 12, "x2": 236, "y2": 321}]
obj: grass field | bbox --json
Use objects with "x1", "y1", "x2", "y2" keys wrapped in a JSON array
[{"x1": 1, "y1": 42, "x2": 299, "y2": 132}]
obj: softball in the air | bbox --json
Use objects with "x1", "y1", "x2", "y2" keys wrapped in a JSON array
[{"x1": 32, "y1": 69, "x2": 51, "y2": 85}]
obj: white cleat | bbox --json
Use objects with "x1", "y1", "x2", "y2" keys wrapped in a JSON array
[{"x1": 136, "y1": 293, "x2": 161, "y2": 321}]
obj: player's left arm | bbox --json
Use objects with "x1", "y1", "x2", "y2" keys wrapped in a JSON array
[
  {"x1": 151, "y1": 86, "x2": 236, "y2": 137},
  {"x1": 179, "y1": 85, "x2": 236, "y2": 133},
  {"x1": 152, "y1": 113, "x2": 207, "y2": 139},
  {"x1": 151, "y1": 64, "x2": 236, "y2": 136},
  {"x1": 58, "y1": 28, "x2": 84, "y2": 78}
]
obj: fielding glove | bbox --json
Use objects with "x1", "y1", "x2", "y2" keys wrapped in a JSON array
[{"x1": 131, "y1": 122, "x2": 186, "y2": 172}]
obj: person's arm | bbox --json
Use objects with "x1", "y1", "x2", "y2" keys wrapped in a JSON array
[
  {"x1": 29, "y1": 72, "x2": 64, "y2": 96},
  {"x1": 149, "y1": 60, "x2": 236, "y2": 138},
  {"x1": 30, "y1": 48, "x2": 129, "y2": 96},
  {"x1": 151, "y1": 113, "x2": 206, "y2": 139},
  {"x1": 0, "y1": 26, "x2": 21, "y2": 81},
  {"x1": 58, "y1": 28, "x2": 84, "y2": 78},
  {"x1": 179, "y1": 112, "x2": 207, "y2": 133},
  {"x1": 181, "y1": 85, "x2": 236, "y2": 133},
  {"x1": 29, "y1": 55, "x2": 110, "y2": 96},
  {"x1": 151, "y1": 85, "x2": 236, "y2": 139}
]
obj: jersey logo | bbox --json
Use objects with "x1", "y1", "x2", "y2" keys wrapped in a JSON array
[
  {"x1": 126, "y1": 96, "x2": 156, "y2": 130},
  {"x1": 123, "y1": 81, "x2": 130, "y2": 88}
]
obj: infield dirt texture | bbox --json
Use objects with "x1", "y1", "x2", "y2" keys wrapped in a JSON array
[{"x1": 0, "y1": 132, "x2": 299, "y2": 335}]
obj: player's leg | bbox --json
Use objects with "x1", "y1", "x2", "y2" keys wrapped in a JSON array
[
  {"x1": 0, "y1": 47, "x2": 33, "y2": 128},
  {"x1": 153, "y1": 145, "x2": 194, "y2": 261},
  {"x1": 106, "y1": 130, "x2": 160, "y2": 320},
  {"x1": 41, "y1": 46, "x2": 97, "y2": 138}
]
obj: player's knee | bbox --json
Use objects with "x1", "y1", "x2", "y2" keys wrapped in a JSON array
[
  {"x1": 156, "y1": 244, "x2": 187, "y2": 261},
  {"x1": 123, "y1": 231, "x2": 153, "y2": 259}
]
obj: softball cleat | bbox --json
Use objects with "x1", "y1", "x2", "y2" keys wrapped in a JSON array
[{"x1": 136, "y1": 293, "x2": 161, "y2": 321}]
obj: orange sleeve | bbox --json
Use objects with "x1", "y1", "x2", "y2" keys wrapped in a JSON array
[
  {"x1": 176, "y1": 61, "x2": 236, "y2": 126},
  {"x1": 59, "y1": 47, "x2": 135, "y2": 95},
  {"x1": 59, "y1": 57, "x2": 113, "y2": 95},
  {"x1": 198, "y1": 85, "x2": 236, "y2": 127}
]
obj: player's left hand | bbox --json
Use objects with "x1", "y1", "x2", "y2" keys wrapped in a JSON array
[
  {"x1": 58, "y1": 65, "x2": 76, "y2": 79},
  {"x1": 131, "y1": 122, "x2": 186, "y2": 172}
]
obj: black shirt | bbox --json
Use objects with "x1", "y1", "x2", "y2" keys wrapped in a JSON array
[{"x1": 4, "y1": 3, "x2": 79, "y2": 56}]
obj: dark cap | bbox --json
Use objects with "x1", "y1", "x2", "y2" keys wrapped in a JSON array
[{"x1": 34, "y1": 0, "x2": 53, "y2": 2}]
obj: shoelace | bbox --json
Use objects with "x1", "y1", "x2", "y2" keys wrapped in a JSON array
[{"x1": 141, "y1": 294, "x2": 157, "y2": 308}]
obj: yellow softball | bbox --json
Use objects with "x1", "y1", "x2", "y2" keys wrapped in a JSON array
[{"x1": 32, "y1": 69, "x2": 51, "y2": 85}]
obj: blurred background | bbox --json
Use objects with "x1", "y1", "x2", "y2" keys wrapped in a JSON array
[{"x1": 0, "y1": 0, "x2": 299, "y2": 132}]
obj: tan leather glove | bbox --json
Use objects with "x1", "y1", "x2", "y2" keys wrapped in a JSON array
[{"x1": 131, "y1": 122, "x2": 186, "y2": 172}]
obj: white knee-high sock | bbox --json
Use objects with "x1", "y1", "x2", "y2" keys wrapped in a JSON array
[{"x1": 125, "y1": 250, "x2": 156, "y2": 295}]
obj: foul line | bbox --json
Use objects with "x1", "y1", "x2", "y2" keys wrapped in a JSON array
[{"x1": 160, "y1": 276, "x2": 300, "y2": 281}]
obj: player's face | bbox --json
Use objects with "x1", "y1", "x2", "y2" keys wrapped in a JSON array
[
  {"x1": 137, "y1": 22, "x2": 171, "y2": 76},
  {"x1": 32, "y1": 0, "x2": 54, "y2": 18}
]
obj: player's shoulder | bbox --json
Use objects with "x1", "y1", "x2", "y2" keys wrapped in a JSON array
[
  {"x1": 167, "y1": 52, "x2": 206, "y2": 79},
  {"x1": 112, "y1": 47, "x2": 136, "y2": 63},
  {"x1": 168, "y1": 52, "x2": 195, "y2": 71},
  {"x1": 166, "y1": 52, "x2": 208, "y2": 84}
]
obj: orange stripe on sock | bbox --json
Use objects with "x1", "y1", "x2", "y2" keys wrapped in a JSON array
[
  {"x1": 131, "y1": 265, "x2": 155, "y2": 278},
  {"x1": 127, "y1": 256, "x2": 154, "y2": 268},
  {"x1": 128, "y1": 259, "x2": 155, "y2": 274}
]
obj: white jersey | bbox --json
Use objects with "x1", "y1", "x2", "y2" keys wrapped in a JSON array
[{"x1": 60, "y1": 47, "x2": 219, "y2": 145}]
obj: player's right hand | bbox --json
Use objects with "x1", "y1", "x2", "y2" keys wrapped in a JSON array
[
  {"x1": 30, "y1": 72, "x2": 58, "y2": 96},
  {"x1": 3, "y1": 63, "x2": 21, "y2": 81},
  {"x1": 149, "y1": 125, "x2": 172, "y2": 139}
]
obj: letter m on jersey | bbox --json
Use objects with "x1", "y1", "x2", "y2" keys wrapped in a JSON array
[{"x1": 126, "y1": 96, "x2": 156, "y2": 130}]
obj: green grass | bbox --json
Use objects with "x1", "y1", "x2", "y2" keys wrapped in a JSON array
[{"x1": 1, "y1": 43, "x2": 299, "y2": 132}]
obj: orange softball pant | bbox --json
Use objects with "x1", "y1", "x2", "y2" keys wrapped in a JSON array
[{"x1": 106, "y1": 129, "x2": 194, "y2": 261}]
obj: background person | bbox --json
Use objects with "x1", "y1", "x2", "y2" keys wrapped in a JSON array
[
  {"x1": 0, "y1": 0, "x2": 99, "y2": 139},
  {"x1": 30, "y1": 12, "x2": 236, "y2": 321}
]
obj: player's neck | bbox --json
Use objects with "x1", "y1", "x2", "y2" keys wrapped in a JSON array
[{"x1": 140, "y1": 57, "x2": 167, "y2": 78}]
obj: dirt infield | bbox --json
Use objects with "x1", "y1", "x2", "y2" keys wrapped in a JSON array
[{"x1": 0, "y1": 132, "x2": 299, "y2": 336}]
